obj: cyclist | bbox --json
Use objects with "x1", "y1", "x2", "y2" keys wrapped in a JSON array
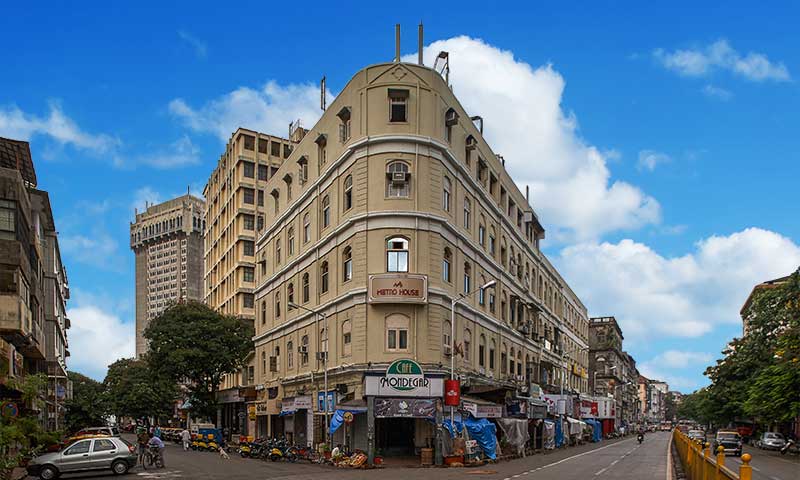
[{"x1": 148, "y1": 433, "x2": 166, "y2": 468}]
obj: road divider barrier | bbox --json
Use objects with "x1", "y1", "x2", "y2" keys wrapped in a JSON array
[{"x1": 672, "y1": 429, "x2": 752, "y2": 480}]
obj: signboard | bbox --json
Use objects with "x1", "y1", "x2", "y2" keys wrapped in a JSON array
[
  {"x1": 595, "y1": 397, "x2": 615, "y2": 419},
  {"x1": 317, "y1": 391, "x2": 336, "y2": 412},
  {"x1": 543, "y1": 394, "x2": 574, "y2": 416},
  {"x1": 444, "y1": 379, "x2": 460, "y2": 406},
  {"x1": 364, "y1": 359, "x2": 444, "y2": 397},
  {"x1": 580, "y1": 399, "x2": 599, "y2": 418},
  {"x1": 374, "y1": 398, "x2": 436, "y2": 418},
  {"x1": 463, "y1": 402, "x2": 502, "y2": 418},
  {"x1": 343, "y1": 412, "x2": 354, "y2": 424},
  {"x1": 368, "y1": 274, "x2": 427, "y2": 304},
  {"x1": 248, "y1": 405, "x2": 256, "y2": 420},
  {"x1": 281, "y1": 396, "x2": 312, "y2": 413}
]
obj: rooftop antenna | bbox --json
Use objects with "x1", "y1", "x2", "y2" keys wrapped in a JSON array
[
  {"x1": 418, "y1": 23, "x2": 424, "y2": 65},
  {"x1": 320, "y1": 76, "x2": 327, "y2": 111},
  {"x1": 395, "y1": 24, "x2": 401, "y2": 62}
]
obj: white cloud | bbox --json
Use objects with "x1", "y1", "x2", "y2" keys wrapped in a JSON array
[
  {"x1": 702, "y1": 84, "x2": 733, "y2": 101},
  {"x1": 557, "y1": 228, "x2": 800, "y2": 342},
  {"x1": 0, "y1": 102, "x2": 118, "y2": 153},
  {"x1": 140, "y1": 135, "x2": 200, "y2": 168},
  {"x1": 404, "y1": 36, "x2": 659, "y2": 241},
  {"x1": 67, "y1": 304, "x2": 135, "y2": 380},
  {"x1": 60, "y1": 231, "x2": 123, "y2": 271},
  {"x1": 637, "y1": 149, "x2": 671, "y2": 172},
  {"x1": 654, "y1": 39, "x2": 790, "y2": 82},
  {"x1": 132, "y1": 186, "x2": 162, "y2": 213},
  {"x1": 178, "y1": 30, "x2": 207, "y2": 58},
  {"x1": 647, "y1": 350, "x2": 713, "y2": 369},
  {"x1": 169, "y1": 81, "x2": 331, "y2": 142}
]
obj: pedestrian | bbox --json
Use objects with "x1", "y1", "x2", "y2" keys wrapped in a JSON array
[
  {"x1": 154, "y1": 425, "x2": 162, "y2": 439},
  {"x1": 181, "y1": 427, "x2": 191, "y2": 451},
  {"x1": 137, "y1": 428, "x2": 150, "y2": 466},
  {"x1": 148, "y1": 433, "x2": 166, "y2": 468}
]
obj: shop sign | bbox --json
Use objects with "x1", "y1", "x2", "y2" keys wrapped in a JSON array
[
  {"x1": 254, "y1": 402, "x2": 269, "y2": 415},
  {"x1": 217, "y1": 389, "x2": 244, "y2": 404},
  {"x1": 281, "y1": 395, "x2": 312, "y2": 413},
  {"x1": 343, "y1": 412, "x2": 354, "y2": 424},
  {"x1": 504, "y1": 399, "x2": 528, "y2": 417},
  {"x1": 368, "y1": 274, "x2": 427, "y2": 304},
  {"x1": 248, "y1": 405, "x2": 257, "y2": 420},
  {"x1": 374, "y1": 398, "x2": 436, "y2": 418},
  {"x1": 317, "y1": 391, "x2": 336, "y2": 412},
  {"x1": 444, "y1": 379, "x2": 460, "y2": 406},
  {"x1": 595, "y1": 397, "x2": 615, "y2": 419},
  {"x1": 365, "y1": 359, "x2": 444, "y2": 397},
  {"x1": 463, "y1": 402, "x2": 502, "y2": 418},
  {"x1": 580, "y1": 400, "x2": 599, "y2": 418}
]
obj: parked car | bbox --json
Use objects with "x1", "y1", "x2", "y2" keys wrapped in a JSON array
[
  {"x1": 688, "y1": 429, "x2": 706, "y2": 442},
  {"x1": 714, "y1": 430, "x2": 743, "y2": 457},
  {"x1": 26, "y1": 436, "x2": 137, "y2": 480},
  {"x1": 756, "y1": 432, "x2": 786, "y2": 450}
]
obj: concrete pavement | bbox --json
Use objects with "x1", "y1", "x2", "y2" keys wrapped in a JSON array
[{"x1": 728, "y1": 445, "x2": 800, "y2": 480}]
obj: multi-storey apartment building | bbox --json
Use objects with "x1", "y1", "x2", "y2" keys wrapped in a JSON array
[
  {"x1": 203, "y1": 130, "x2": 297, "y2": 435},
  {"x1": 0, "y1": 137, "x2": 70, "y2": 430},
  {"x1": 130, "y1": 194, "x2": 205, "y2": 357},
  {"x1": 247, "y1": 57, "x2": 590, "y2": 456}
]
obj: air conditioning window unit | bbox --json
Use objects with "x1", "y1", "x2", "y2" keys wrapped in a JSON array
[
  {"x1": 298, "y1": 345, "x2": 308, "y2": 354},
  {"x1": 391, "y1": 172, "x2": 407, "y2": 184}
]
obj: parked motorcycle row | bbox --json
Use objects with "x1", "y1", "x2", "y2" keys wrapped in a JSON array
[{"x1": 236, "y1": 437, "x2": 319, "y2": 463}]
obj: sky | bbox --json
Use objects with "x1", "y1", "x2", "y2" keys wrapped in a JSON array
[{"x1": 1, "y1": 1, "x2": 798, "y2": 390}]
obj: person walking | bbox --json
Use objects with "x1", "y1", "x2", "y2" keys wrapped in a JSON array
[
  {"x1": 181, "y1": 428, "x2": 191, "y2": 451},
  {"x1": 137, "y1": 428, "x2": 150, "y2": 467}
]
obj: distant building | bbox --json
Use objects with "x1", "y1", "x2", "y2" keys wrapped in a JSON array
[
  {"x1": 130, "y1": 194, "x2": 205, "y2": 357},
  {"x1": 588, "y1": 316, "x2": 639, "y2": 429}
]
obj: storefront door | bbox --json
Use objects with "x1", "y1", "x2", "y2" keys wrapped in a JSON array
[{"x1": 376, "y1": 418, "x2": 415, "y2": 456}]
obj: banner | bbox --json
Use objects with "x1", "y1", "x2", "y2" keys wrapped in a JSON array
[
  {"x1": 374, "y1": 398, "x2": 436, "y2": 418},
  {"x1": 444, "y1": 380, "x2": 460, "y2": 406}
]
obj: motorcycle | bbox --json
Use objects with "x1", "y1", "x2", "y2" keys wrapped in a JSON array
[
  {"x1": 637, "y1": 433, "x2": 644, "y2": 444},
  {"x1": 781, "y1": 439, "x2": 798, "y2": 455}
]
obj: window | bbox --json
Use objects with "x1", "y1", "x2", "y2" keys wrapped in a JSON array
[
  {"x1": 303, "y1": 213, "x2": 311, "y2": 243},
  {"x1": 298, "y1": 156, "x2": 308, "y2": 183},
  {"x1": 489, "y1": 228, "x2": 496, "y2": 256},
  {"x1": 443, "y1": 320, "x2": 452, "y2": 356},
  {"x1": 258, "y1": 137, "x2": 269, "y2": 153},
  {"x1": 93, "y1": 438, "x2": 116, "y2": 452},
  {"x1": 463, "y1": 329, "x2": 471, "y2": 362},
  {"x1": 509, "y1": 347, "x2": 515, "y2": 376},
  {"x1": 284, "y1": 174, "x2": 293, "y2": 200},
  {"x1": 243, "y1": 188, "x2": 255, "y2": 205},
  {"x1": 275, "y1": 239, "x2": 281, "y2": 264},
  {"x1": 243, "y1": 134, "x2": 255, "y2": 151},
  {"x1": 442, "y1": 176, "x2": 451, "y2": 212},
  {"x1": 388, "y1": 89, "x2": 408, "y2": 122},
  {"x1": 261, "y1": 351, "x2": 266, "y2": 372},
  {"x1": 479, "y1": 334, "x2": 486, "y2": 367},
  {"x1": 343, "y1": 175, "x2": 353, "y2": 211},
  {"x1": 489, "y1": 339, "x2": 496, "y2": 370},
  {"x1": 243, "y1": 267, "x2": 255, "y2": 283},
  {"x1": 257, "y1": 215, "x2": 264, "y2": 232},
  {"x1": 257, "y1": 189, "x2": 264, "y2": 207},
  {"x1": 463, "y1": 198, "x2": 471, "y2": 230},
  {"x1": 342, "y1": 320, "x2": 352, "y2": 356},
  {"x1": 320, "y1": 261, "x2": 329, "y2": 293},
  {"x1": 270, "y1": 141, "x2": 281, "y2": 156},
  {"x1": 321, "y1": 195, "x2": 331, "y2": 228},
  {"x1": 65, "y1": 440, "x2": 91, "y2": 455},
  {"x1": 342, "y1": 246, "x2": 353, "y2": 281},
  {"x1": 517, "y1": 351, "x2": 523, "y2": 376},
  {"x1": 489, "y1": 292, "x2": 496, "y2": 314},
  {"x1": 337, "y1": 107, "x2": 351, "y2": 143},
  {"x1": 258, "y1": 164, "x2": 268, "y2": 181},
  {"x1": 302, "y1": 273, "x2": 310, "y2": 303},
  {"x1": 271, "y1": 189, "x2": 279, "y2": 214},
  {"x1": 386, "y1": 161, "x2": 410, "y2": 198},
  {"x1": 465, "y1": 135, "x2": 477, "y2": 168},
  {"x1": 243, "y1": 214, "x2": 255, "y2": 230},
  {"x1": 479, "y1": 222, "x2": 486, "y2": 247},
  {"x1": 444, "y1": 108, "x2": 458, "y2": 143},
  {"x1": 287, "y1": 341, "x2": 293, "y2": 368},
  {"x1": 387, "y1": 237, "x2": 409, "y2": 272},
  {"x1": 301, "y1": 335, "x2": 309, "y2": 365},
  {"x1": 442, "y1": 247, "x2": 452, "y2": 283},
  {"x1": 386, "y1": 314, "x2": 409, "y2": 351},
  {"x1": 0, "y1": 201, "x2": 14, "y2": 236},
  {"x1": 287, "y1": 282, "x2": 294, "y2": 305},
  {"x1": 478, "y1": 276, "x2": 486, "y2": 305},
  {"x1": 275, "y1": 291, "x2": 281, "y2": 318},
  {"x1": 287, "y1": 228, "x2": 295, "y2": 256},
  {"x1": 243, "y1": 161, "x2": 255, "y2": 178},
  {"x1": 261, "y1": 301, "x2": 266, "y2": 325},
  {"x1": 463, "y1": 262, "x2": 471, "y2": 294},
  {"x1": 501, "y1": 345, "x2": 508, "y2": 374},
  {"x1": 243, "y1": 240, "x2": 254, "y2": 256}
]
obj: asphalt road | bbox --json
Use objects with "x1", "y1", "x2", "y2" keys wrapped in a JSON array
[
  {"x1": 25, "y1": 433, "x2": 673, "y2": 480},
  {"x1": 728, "y1": 444, "x2": 800, "y2": 480}
]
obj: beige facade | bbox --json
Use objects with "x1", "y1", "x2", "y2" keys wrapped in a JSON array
[
  {"x1": 130, "y1": 194, "x2": 205, "y2": 357},
  {"x1": 248, "y1": 61, "x2": 590, "y2": 445}
]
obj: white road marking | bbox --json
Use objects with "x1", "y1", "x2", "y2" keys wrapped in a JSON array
[
  {"x1": 594, "y1": 467, "x2": 608, "y2": 475},
  {"x1": 610, "y1": 459, "x2": 619, "y2": 465}
]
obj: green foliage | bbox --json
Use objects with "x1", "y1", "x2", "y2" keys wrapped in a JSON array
[
  {"x1": 0, "y1": 374, "x2": 51, "y2": 480},
  {"x1": 743, "y1": 324, "x2": 800, "y2": 424},
  {"x1": 104, "y1": 358, "x2": 177, "y2": 422},
  {"x1": 144, "y1": 301, "x2": 254, "y2": 421},
  {"x1": 64, "y1": 371, "x2": 107, "y2": 433}
]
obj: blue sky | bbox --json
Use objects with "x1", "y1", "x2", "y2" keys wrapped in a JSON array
[{"x1": 1, "y1": 1, "x2": 798, "y2": 389}]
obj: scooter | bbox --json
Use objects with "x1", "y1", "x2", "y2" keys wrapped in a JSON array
[
  {"x1": 781, "y1": 439, "x2": 798, "y2": 455},
  {"x1": 637, "y1": 433, "x2": 644, "y2": 444}
]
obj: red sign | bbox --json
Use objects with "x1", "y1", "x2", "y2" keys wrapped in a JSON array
[{"x1": 444, "y1": 380, "x2": 460, "y2": 406}]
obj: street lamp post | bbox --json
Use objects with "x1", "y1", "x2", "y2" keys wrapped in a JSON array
[
  {"x1": 450, "y1": 279, "x2": 496, "y2": 429},
  {"x1": 289, "y1": 302, "x2": 330, "y2": 449}
]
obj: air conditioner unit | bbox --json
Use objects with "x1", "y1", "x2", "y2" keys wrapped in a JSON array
[
  {"x1": 391, "y1": 172, "x2": 407, "y2": 184},
  {"x1": 298, "y1": 345, "x2": 308, "y2": 354},
  {"x1": 316, "y1": 352, "x2": 327, "y2": 361}
]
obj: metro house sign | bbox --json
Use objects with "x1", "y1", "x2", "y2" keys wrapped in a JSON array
[
  {"x1": 381, "y1": 359, "x2": 429, "y2": 391},
  {"x1": 368, "y1": 274, "x2": 427, "y2": 303}
]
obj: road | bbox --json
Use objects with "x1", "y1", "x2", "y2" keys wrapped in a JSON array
[
  {"x1": 25, "y1": 432, "x2": 675, "y2": 480},
  {"x1": 727, "y1": 445, "x2": 800, "y2": 480}
]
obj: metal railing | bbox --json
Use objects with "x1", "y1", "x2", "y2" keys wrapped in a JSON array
[{"x1": 672, "y1": 429, "x2": 753, "y2": 480}]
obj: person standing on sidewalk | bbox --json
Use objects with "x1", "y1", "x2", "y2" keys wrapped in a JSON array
[
  {"x1": 181, "y1": 428, "x2": 191, "y2": 451},
  {"x1": 137, "y1": 428, "x2": 150, "y2": 466}
]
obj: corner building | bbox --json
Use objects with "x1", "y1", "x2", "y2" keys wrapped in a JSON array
[{"x1": 252, "y1": 61, "x2": 590, "y2": 453}]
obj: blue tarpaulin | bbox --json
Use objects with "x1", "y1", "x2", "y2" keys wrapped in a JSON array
[
  {"x1": 440, "y1": 415, "x2": 497, "y2": 460},
  {"x1": 555, "y1": 418, "x2": 564, "y2": 448},
  {"x1": 585, "y1": 419, "x2": 602, "y2": 442},
  {"x1": 328, "y1": 409, "x2": 366, "y2": 435}
]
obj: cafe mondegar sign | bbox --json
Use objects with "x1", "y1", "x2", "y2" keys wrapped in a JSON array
[{"x1": 365, "y1": 359, "x2": 444, "y2": 397}]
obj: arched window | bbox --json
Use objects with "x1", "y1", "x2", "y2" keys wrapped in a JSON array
[
  {"x1": 465, "y1": 135, "x2": 476, "y2": 168},
  {"x1": 301, "y1": 335, "x2": 309, "y2": 365},
  {"x1": 342, "y1": 320, "x2": 352, "y2": 356},
  {"x1": 275, "y1": 239, "x2": 281, "y2": 265},
  {"x1": 302, "y1": 273, "x2": 310, "y2": 303},
  {"x1": 343, "y1": 175, "x2": 353, "y2": 211},
  {"x1": 517, "y1": 350, "x2": 523, "y2": 377},
  {"x1": 275, "y1": 291, "x2": 281, "y2": 318},
  {"x1": 444, "y1": 108, "x2": 458, "y2": 143},
  {"x1": 342, "y1": 246, "x2": 353, "y2": 281},
  {"x1": 489, "y1": 339, "x2": 496, "y2": 370},
  {"x1": 463, "y1": 262, "x2": 471, "y2": 294},
  {"x1": 463, "y1": 198, "x2": 471, "y2": 230},
  {"x1": 509, "y1": 346, "x2": 516, "y2": 377},
  {"x1": 386, "y1": 314, "x2": 410, "y2": 351},
  {"x1": 442, "y1": 247, "x2": 452, "y2": 283},
  {"x1": 321, "y1": 195, "x2": 331, "y2": 228},
  {"x1": 478, "y1": 334, "x2": 486, "y2": 368},
  {"x1": 443, "y1": 320, "x2": 452, "y2": 356},
  {"x1": 386, "y1": 237, "x2": 409, "y2": 272},
  {"x1": 501, "y1": 238, "x2": 508, "y2": 267},
  {"x1": 463, "y1": 329, "x2": 472, "y2": 362},
  {"x1": 261, "y1": 300, "x2": 266, "y2": 325},
  {"x1": 386, "y1": 161, "x2": 410, "y2": 198},
  {"x1": 478, "y1": 217, "x2": 486, "y2": 247},
  {"x1": 261, "y1": 351, "x2": 267, "y2": 374},
  {"x1": 303, "y1": 213, "x2": 311, "y2": 243},
  {"x1": 478, "y1": 275, "x2": 486, "y2": 306},
  {"x1": 525, "y1": 354, "x2": 531, "y2": 381},
  {"x1": 287, "y1": 283, "x2": 294, "y2": 306},
  {"x1": 442, "y1": 176, "x2": 451, "y2": 212},
  {"x1": 538, "y1": 275, "x2": 544, "y2": 298},
  {"x1": 320, "y1": 261, "x2": 329, "y2": 294},
  {"x1": 501, "y1": 343, "x2": 508, "y2": 374},
  {"x1": 287, "y1": 341, "x2": 293, "y2": 368},
  {"x1": 287, "y1": 227, "x2": 295, "y2": 256},
  {"x1": 501, "y1": 293, "x2": 508, "y2": 323}
]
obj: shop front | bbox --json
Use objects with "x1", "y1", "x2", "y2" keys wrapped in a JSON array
[
  {"x1": 280, "y1": 395, "x2": 313, "y2": 446},
  {"x1": 364, "y1": 359, "x2": 444, "y2": 464},
  {"x1": 217, "y1": 386, "x2": 256, "y2": 439}
]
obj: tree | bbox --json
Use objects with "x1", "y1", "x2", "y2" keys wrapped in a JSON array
[
  {"x1": 144, "y1": 301, "x2": 253, "y2": 421},
  {"x1": 743, "y1": 323, "x2": 800, "y2": 425},
  {"x1": 63, "y1": 371, "x2": 107, "y2": 433},
  {"x1": 104, "y1": 358, "x2": 177, "y2": 422},
  {"x1": 664, "y1": 393, "x2": 679, "y2": 422}
]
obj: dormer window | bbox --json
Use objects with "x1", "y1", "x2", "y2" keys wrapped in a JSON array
[
  {"x1": 388, "y1": 89, "x2": 409, "y2": 123},
  {"x1": 283, "y1": 174, "x2": 293, "y2": 200},
  {"x1": 386, "y1": 161, "x2": 410, "y2": 198},
  {"x1": 444, "y1": 108, "x2": 458, "y2": 143},
  {"x1": 315, "y1": 133, "x2": 328, "y2": 169},
  {"x1": 297, "y1": 156, "x2": 308, "y2": 184},
  {"x1": 337, "y1": 107, "x2": 351, "y2": 143},
  {"x1": 465, "y1": 135, "x2": 477, "y2": 168}
]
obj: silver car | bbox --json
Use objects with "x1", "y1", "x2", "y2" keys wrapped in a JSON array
[
  {"x1": 26, "y1": 436, "x2": 137, "y2": 480},
  {"x1": 757, "y1": 432, "x2": 786, "y2": 450}
]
